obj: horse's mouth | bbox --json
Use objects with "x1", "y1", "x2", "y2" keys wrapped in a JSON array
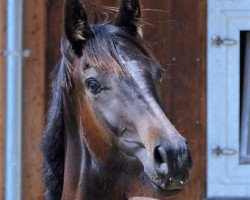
[
  {"x1": 150, "y1": 180, "x2": 184, "y2": 195},
  {"x1": 147, "y1": 173, "x2": 190, "y2": 195}
]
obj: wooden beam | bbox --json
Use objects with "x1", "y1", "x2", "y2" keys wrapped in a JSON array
[{"x1": 22, "y1": 0, "x2": 46, "y2": 199}]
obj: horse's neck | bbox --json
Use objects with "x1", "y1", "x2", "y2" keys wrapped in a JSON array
[{"x1": 62, "y1": 96, "x2": 127, "y2": 200}]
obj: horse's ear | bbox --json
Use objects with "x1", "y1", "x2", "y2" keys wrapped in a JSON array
[
  {"x1": 115, "y1": 0, "x2": 142, "y2": 35},
  {"x1": 64, "y1": 0, "x2": 90, "y2": 55}
]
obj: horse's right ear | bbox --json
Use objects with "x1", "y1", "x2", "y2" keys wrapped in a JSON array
[
  {"x1": 64, "y1": 0, "x2": 89, "y2": 55},
  {"x1": 115, "y1": 0, "x2": 141, "y2": 35}
]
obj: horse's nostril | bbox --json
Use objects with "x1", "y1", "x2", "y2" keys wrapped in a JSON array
[
  {"x1": 154, "y1": 146, "x2": 166, "y2": 164},
  {"x1": 154, "y1": 146, "x2": 169, "y2": 176}
]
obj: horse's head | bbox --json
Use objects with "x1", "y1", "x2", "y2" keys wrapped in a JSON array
[{"x1": 62, "y1": 0, "x2": 193, "y2": 196}]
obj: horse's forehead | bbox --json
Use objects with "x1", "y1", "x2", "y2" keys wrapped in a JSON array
[
  {"x1": 123, "y1": 60, "x2": 146, "y2": 81},
  {"x1": 115, "y1": 40, "x2": 152, "y2": 76}
]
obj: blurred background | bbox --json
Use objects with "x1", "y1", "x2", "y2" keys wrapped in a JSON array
[{"x1": 0, "y1": 0, "x2": 249, "y2": 199}]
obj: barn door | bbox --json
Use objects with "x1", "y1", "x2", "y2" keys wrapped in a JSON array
[{"x1": 207, "y1": 0, "x2": 250, "y2": 198}]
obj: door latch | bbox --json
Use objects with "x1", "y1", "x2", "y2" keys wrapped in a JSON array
[
  {"x1": 212, "y1": 146, "x2": 237, "y2": 156},
  {"x1": 211, "y1": 36, "x2": 237, "y2": 47}
]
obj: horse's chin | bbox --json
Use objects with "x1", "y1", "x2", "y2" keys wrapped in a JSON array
[
  {"x1": 150, "y1": 179, "x2": 184, "y2": 196},
  {"x1": 137, "y1": 172, "x2": 185, "y2": 197}
]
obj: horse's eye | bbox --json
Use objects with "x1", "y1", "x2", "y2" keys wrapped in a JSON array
[{"x1": 85, "y1": 78, "x2": 101, "y2": 94}]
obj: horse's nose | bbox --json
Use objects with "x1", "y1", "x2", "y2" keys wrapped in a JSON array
[{"x1": 153, "y1": 140, "x2": 193, "y2": 188}]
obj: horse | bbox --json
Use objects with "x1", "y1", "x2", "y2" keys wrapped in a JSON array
[{"x1": 41, "y1": 0, "x2": 193, "y2": 199}]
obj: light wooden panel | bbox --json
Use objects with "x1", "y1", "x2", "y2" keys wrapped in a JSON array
[
  {"x1": 207, "y1": 1, "x2": 250, "y2": 197},
  {"x1": 22, "y1": 0, "x2": 46, "y2": 199},
  {"x1": 0, "y1": 0, "x2": 6, "y2": 199}
]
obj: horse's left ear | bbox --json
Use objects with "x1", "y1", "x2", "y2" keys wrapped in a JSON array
[
  {"x1": 64, "y1": 0, "x2": 90, "y2": 55},
  {"x1": 115, "y1": 0, "x2": 142, "y2": 35}
]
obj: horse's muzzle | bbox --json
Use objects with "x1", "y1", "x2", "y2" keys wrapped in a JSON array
[{"x1": 152, "y1": 140, "x2": 193, "y2": 191}]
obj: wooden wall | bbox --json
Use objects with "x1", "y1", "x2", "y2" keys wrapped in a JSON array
[
  {"x1": 152, "y1": 1, "x2": 206, "y2": 199},
  {"x1": 22, "y1": 0, "x2": 46, "y2": 199},
  {"x1": 0, "y1": 0, "x2": 206, "y2": 199}
]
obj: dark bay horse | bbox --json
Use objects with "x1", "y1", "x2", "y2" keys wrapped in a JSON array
[{"x1": 41, "y1": 0, "x2": 193, "y2": 199}]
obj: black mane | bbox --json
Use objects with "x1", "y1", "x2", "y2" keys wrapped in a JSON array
[{"x1": 41, "y1": 60, "x2": 68, "y2": 200}]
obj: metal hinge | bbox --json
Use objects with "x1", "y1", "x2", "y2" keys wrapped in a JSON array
[
  {"x1": 212, "y1": 36, "x2": 237, "y2": 47},
  {"x1": 212, "y1": 146, "x2": 237, "y2": 156}
]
